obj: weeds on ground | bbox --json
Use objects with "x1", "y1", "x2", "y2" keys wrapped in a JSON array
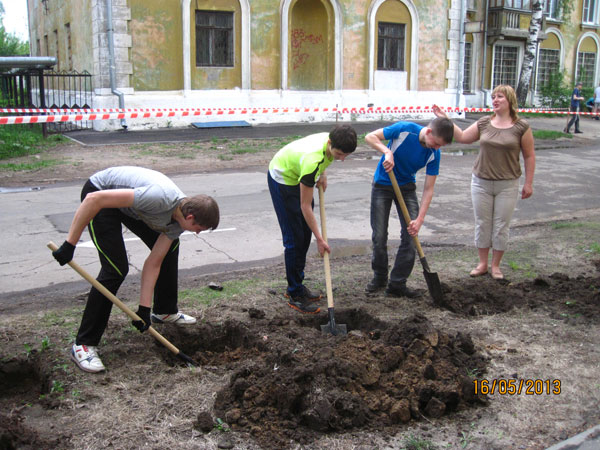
[
  {"x1": 0, "y1": 124, "x2": 66, "y2": 160},
  {"x1": 23, "y1": 343, "x2": 33, "y2": 357},
  {"x1": 460, "y1": 430, "x2": 474, "y2": 448},
  {"x1": 0, "y1": 159, "x2": 64, "y2": 171},
  {"x1": 588, "y1": 242, "x2": 600, "y2": 254},
  {"x1": 213, "y1": 418, "x2": 230, "y2": 432},
  {"x1": 180, "y1": 279, "x2": 261, "y2": 307},
  {"x1": 465, "y1": 367, "x2": 481, "y2": 378},
  {"x1": 506, "y1": 260, "x2": 537, "y2": 278},
  {"x1": 403, "y1": 434, "x2": 437, "y2": 450},
  {"x1": 550, "y1": 221, "x2": 600, "y2": 231},
  {"x1": 532, "y1": 130, "x2": 571, "y2": 140},
  {"x1": 41, "y1": 336, "x2": 50, "y2": 351}
]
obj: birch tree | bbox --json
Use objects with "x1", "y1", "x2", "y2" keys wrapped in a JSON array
[{"x1": 516, "y1": 0, "x2": 544, "y2": 105}]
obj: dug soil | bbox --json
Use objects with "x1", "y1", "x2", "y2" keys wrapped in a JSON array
[{"x1": 0, "y1": 136, "x2": 599, "y2": 449}]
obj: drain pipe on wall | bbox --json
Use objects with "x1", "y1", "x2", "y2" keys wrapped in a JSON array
[
  {"x1": 480, "y1": 0, "x2": 490, "y2": 106},
  {"x1": 107, "y1": 0, "x2": 127, "y2": 129},
  {"x1": 455, "y1": 0, "x2": 467, "y2": 109}
]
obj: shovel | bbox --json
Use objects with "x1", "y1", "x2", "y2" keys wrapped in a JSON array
[
  {"x1": 317, "y1": 186, "x2": 347, "y2": 336},
  {"x1": 47, "y1": 241, "x2": 198, "y2": 367},
  {"x1": 387, "y1": 172, "x2": 445, "y2": 305}
]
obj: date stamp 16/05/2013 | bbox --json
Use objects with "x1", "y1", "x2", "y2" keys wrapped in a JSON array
[{"x1": 473, "y1": 379, "x2": 561, "y2": 396}]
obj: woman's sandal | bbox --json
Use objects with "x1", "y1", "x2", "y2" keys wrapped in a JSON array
[
  {"x1": 469, "y1": 267, "x2": 488, "y2": 277},
  {"x1": 491, "y1": 269, "x2": 504, "y2": 280}
]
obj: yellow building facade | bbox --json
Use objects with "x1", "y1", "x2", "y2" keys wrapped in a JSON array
[{"x1": 27, "y1": 0, "x2": 600, "y2": 128}]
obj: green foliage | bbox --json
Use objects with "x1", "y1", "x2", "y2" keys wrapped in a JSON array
[
  {"x1": 537, "y1": 70, "x2": 571, "y2": 109},
  {"x1": 403, "y1": 435, "x2": 437, "y2": 450},
  {"x1": 551, "y1": 221, "x2": 600, "y2": 230},
  {"x1": 40, "y1": 336, "x2": 50, "y2": 351},
  {"x1": 0, "y1": 159, "x2": 62, "y2": 171},
  {"x1": 532, "y1": 130, "x2": 570, "y2": 139},
  {"x1": 465, "y1": 367, "x2": 481, "y2": 378},
  {"x1": 180, "y1": 279, "x2": 259, "y2": 307},
  {"x1": 0, "y1": 125, "x2": 65, "y2": 159},
  {"x1": 213, "y1": 418, "x2": 230, "y2": 432},
  {"x1": 557, "y1": 0, "x2": 576, "y2": 23},
  {"x1": 50, "y1": 380, "x2": 65, "y2": 394},
  {"x1": 460, "y1": 430, "x2": 474, "y2": 448},
  {"x1": 0, "y1": 3, "x2": 29, "y2": 56}
]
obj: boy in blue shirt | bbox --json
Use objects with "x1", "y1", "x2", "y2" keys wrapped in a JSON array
[{"x1": 365, "y1": 116, "x2": 454, "y2": 297}]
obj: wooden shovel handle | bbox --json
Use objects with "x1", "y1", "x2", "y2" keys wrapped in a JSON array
[
  {"x1": 388, "y1": 171, "x2": 426, "y2": 259},
  {"x1": 317, "y1": 186, "x2": 335, "y2": 310},
  {"x1": 47, "y1": 241, "x2": 181, "y2": 356}
]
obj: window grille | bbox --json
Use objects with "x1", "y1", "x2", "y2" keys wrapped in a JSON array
[
  {"x1": 195, "y1": 10, "x2": 234, "y2": 67},
  {"x1": 377, "y1": 22, "x2": 405, "y2": 71},
  {"x1": 493, "y1": 45, "x2": 518, "y2": 88}
]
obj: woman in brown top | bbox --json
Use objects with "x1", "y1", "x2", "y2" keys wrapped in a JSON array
[{"x1": 434, "y1": 85, "x2": 535, "y2": 280}]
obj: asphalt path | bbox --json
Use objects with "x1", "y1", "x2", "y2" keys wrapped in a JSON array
[{"x1": 2, "y1": 116, "x2": 600, "y2": 297}]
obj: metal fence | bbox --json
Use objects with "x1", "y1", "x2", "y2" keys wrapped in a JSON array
[{"x1": 0, "y1": 69, "x2": 93, "y2": 132}]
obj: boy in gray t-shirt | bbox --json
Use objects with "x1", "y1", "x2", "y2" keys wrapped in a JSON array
[{"x1": 52, "y1": 166, "x2": 220, "y2": 373}]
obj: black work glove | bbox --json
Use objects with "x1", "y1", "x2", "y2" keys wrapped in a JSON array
[
  {"x1": 132, "y1": 306, "x2": 151, "y2": 333},
  {"x1": 52, "y1": 241, "x2": 76, "y2": 266}
]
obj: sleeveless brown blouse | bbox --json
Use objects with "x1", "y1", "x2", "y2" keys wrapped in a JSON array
[{"x1": 472, "y1": 116, "x2": 530, "y2": 180}]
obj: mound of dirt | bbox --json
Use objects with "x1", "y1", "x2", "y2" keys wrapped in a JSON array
[
  {"x1": 519, "y1": 273, "x2": 600, "y2": 324},
  {"x1": 439, "y1": 272, "x2": 600, "y2": 323},
  {"x1": 207, "y1": 312, "x2": 488, "y2": 448},
  {"x1": 0, "y1": 413, "x2": 63, "y2": 450}
]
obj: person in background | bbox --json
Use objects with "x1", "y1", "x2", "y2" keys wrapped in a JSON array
[
  {"x1": 435, "y1": 85, "x2": 535, "y2": 280},
  {"x1": 565, "y1": 81, "x2": 584, "y2": 134},
  {"x1": 593, "y1": 82, "x2": 600, "y2": 121}
]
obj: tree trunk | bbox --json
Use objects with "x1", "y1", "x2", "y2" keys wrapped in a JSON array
[{"x1": 516, "y1": 0, "x2": 544, "y2": 106}]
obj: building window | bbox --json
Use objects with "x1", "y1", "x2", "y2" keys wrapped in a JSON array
[
  {"x1": 463, "y1": 42, "x2": 473, "y2": 93},
  {"x1": 544, "y1": 0, "x2": 560, "y2": 20},
  {"x1": 576, "y1": 51, "x2": 596, "y2": 85},
  {"x1": 195, "y1": 10, "x2": 234, "y2": 67},
  {"x1": 536, "y1": 48, "x2": 560, "y2": 89},
  {"x1": 377, "y1": 22, "x2": 405, "y2": 71},
  {"x1": 493, "y1": 44, "x2": 519, "y2": 88},
  {"x1": 582, "y1": 0, "x2": 599, "y2": 24},
  {"x1": 502, "y1": 0, "x2": 531, "y2": 9}
]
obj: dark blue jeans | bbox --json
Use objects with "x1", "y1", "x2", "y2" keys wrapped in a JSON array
[
  {"x1": 267, "y1": 172, "x2": 313, "y2": 297},
  {"x1": 370, "y1": 182, "x2": 419, "y2": 287},
  {"x1": 567, "y1": 105, "x2": 580, "y2": 132}
]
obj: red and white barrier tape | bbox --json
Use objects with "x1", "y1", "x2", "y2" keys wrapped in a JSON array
[{"x1": 0, "y1": 106, "x2": 596, "y2": 125}]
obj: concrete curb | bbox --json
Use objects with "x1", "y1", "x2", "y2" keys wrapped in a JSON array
[{"x1": 546, "y1": 425, "x2": 600, "y2": 450}]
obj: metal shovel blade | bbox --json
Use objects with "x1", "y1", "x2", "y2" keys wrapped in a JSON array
[
  {"x1": 320, "y1": 308, "x2": 348, "y2": 336},
  {"x1": 420, "y1": 256, "x2": 444, "y2": 305}
]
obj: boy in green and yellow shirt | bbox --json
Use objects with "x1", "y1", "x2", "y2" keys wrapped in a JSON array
[{"x1": 267, "y1": 125, "x2": 357, "y2": 313}]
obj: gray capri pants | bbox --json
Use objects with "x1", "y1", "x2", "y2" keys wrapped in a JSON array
[{"x1": 471, "y1": 174, "x2": 520, "y2": 251}]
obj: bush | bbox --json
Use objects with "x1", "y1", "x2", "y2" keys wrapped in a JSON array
[
  {"x1": 0, "y1": 124, "x2": 64, "y2": 160},
  {"x1": 537, "y1": 71, "x2": 571, "y2": 109}
]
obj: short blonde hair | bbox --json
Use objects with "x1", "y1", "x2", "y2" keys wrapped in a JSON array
[{"x1": 492, "y1": 85, "x2": 519, "y2": 122}]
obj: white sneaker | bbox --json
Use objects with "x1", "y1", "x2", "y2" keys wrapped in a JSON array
[
  {"x1": 71, "y1": 344, "x2": 106, "y2": 373},
  {"x1": 151, "y1": 312, "x2": 197, "y2": 325}
]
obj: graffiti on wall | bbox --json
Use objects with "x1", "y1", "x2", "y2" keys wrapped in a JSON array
[{"x1": 291, "y1": 28, "x2": 323, "y2": 70}]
